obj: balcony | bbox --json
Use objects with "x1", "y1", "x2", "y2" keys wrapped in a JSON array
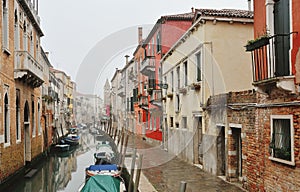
[
  {"x1": 117, "y1": 86, "x2": 125, "y2": 97},
  {"x1": 14, "y1": 51, "x2": 44, "y2": 88},
  {"x1": 140, "y1": 56, "x2": 155, "y2": 76},
  {"x1": 150, "y1": 89, "x2": 162, "y2": 107},
  {"x1": 138, "y1": 97, "x2": 149, "y2": 110},
  {"x1": 18, "y1": 0, "x2": 43, "y2": 36},
  {"x1": 246, "y1": 33, "x2": 296, "y2": 93}
]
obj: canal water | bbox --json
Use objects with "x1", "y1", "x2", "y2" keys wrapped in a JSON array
[{"x1": 1, "y1": 129, "x2": 109, "y2": 192}]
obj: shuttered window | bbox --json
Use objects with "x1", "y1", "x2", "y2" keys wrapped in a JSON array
[{"x1": 274, "y1": 0, "x2": 290, "y2": 76}]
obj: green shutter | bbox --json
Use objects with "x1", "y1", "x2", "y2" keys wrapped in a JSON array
[{"x1": 274, "y1": 0, "x2": 290, "y2": 76}]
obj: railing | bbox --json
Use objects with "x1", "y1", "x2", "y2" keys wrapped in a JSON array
[
  {"x1": 246, "y1": 33, "x2": 296, "y2": 83},
  {"x1": 14, "y1": 50, "x2": 43, "y2": 80},
  {"x1": 140, "y1": 56, "x2": 155, "y2": 76},
  {"x1": 151, "y1": 89, "x2": 162, "y2": 101}
]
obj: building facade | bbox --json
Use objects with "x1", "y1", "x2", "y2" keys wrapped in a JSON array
[
  {"x1": 161, "y1": 8, "x2": 254, "y2": 175},
  {"x1": 137, "y1": 12, "x2": 194, "y2": 143},
  {"x1": 0, "y1": 0, "x2": 46, "y2": 183},
  {"x1": 242, "y1": 0, "x2": 300, "y2": 191}
]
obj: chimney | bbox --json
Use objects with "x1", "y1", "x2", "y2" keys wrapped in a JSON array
[
  {"x1": 248, "y1": 0, "x2": 251, "y2": 11},
  {"x1": 125, "y1": 55, "x2": 130, "y2": 65},
  {"x1": 45, "y1": 51, "x2": 49, "y2": 58},
  {"x1": 138, "y1": 27, "x2": 143, "y2": 45},
  {"x1": 191, "y1": 7, "x2": 194, "y2": 13}
]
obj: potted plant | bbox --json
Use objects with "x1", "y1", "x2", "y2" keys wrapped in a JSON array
[
  {"x1": 167, "y1": 92, "x2": 173, "y2": 98},
  {"x1": 178, "y1": 87, "x2": 187, "y2": 94},
  {"x1": 147, "y1": 88, "x2": 153, "y2": 95},
  {"x1": 191, "y1": 82, "x2": 201, "y2": 90},
  {"x1": 42, "y1": 95, "x2": 53, "y2": 104},
  {"x1": 246, "y1": 34, "x2": 270, "y2": 51}
]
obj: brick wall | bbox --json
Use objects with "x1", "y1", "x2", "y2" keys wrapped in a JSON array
[{"x1": 227, "y1": 90, "x2": 256, "y2": 188}]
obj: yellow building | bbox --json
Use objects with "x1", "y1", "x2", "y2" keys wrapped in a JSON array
[{"x1": 161, "y1": 8, "x2": 253, "y2": 175}]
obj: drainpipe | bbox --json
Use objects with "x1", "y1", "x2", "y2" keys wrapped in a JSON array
[
  {"x1": 125, "y1": 55, "x2": 130, "y2": 132},
  {"x1": 248, "y1": 0, "x2": 251, "y2": 11}
]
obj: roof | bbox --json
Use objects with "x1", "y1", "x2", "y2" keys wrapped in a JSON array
[
  {"x1": 161, "y1": 12, "x2": 195, "y2": 21},
  {"x1": 194, "y1": 9, "x2": 253, "y2": 21},
  {"x1": 143, "y1": 12, "x2": 194, "y2": 45},
  {"x1": 162, "y1": 8, "x2": 253, "y2": 63}
]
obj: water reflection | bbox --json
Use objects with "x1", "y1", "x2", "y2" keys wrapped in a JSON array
[{"x1": 3, "y1": 130, "x2": 103, "y2": 192}]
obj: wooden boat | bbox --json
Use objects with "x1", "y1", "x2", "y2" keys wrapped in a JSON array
[
  {"x1": 54, "y1": 144, "x2": 70, "y2": 152},
  {"x1": 94, "y1": 141, "x2": 116, "y2": 164},
  {"x1": 79, "y1": 174, "x2": 125, "y2": 192},
  {"x1": 80, "y1": 164, "x2": 125, "y2": 192}
]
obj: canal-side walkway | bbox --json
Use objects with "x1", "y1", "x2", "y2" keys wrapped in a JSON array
[{"x1": 125, "y1": 134, "x2": 245, "y2": 192}]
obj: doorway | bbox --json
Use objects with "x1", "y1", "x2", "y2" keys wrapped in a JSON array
[
  {"x1": 217, "y1": 126, "x2": 225, "y2": 175},
  {"x1": 232, "y1": 128, "x2": 242, "y2": 177}
]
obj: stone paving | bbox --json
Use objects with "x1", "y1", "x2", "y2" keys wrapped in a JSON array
[{"x1": 126, "y1": 134, "x2": 245, "y2": 192}]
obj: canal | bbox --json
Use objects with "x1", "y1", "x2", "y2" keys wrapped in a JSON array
[{"x1": 1, "y1": 129, "x2": 110, "y2": 192}]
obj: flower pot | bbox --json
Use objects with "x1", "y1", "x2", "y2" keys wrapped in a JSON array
[{"x1": 246, "y1": 37, "x2": 269, "y2": 51}]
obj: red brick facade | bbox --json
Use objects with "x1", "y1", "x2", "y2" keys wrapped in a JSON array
[{"x1": 225, "y1": 89, "x2": 300, "y2": 191}]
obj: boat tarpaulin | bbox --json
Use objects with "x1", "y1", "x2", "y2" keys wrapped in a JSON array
[{"x1": 81, "y1": 175, "x2": 120, "y2": 192}]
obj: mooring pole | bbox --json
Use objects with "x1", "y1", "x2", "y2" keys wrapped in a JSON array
[{"x1": 179, "y1": 181, "x2": 187, "y2": 192}]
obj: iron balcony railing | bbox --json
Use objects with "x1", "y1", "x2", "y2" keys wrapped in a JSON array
[{"x1": 246, "y1": 33, "x2": 297, "y2": 83}]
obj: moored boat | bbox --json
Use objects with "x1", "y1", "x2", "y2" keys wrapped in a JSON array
[
  {"x1": 63, "y1": 133, "x2": 80, "y2": 146},
  {"x1": 54, "y1": 144, "x2": 70, "y2": 152}
]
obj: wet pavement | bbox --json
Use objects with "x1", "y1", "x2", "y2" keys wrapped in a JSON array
[{"x1": 126, "y1": 134, "x2": 245, "y2": 192}]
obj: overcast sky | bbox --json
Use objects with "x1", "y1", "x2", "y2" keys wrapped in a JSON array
[{"x1": 38, "y1": 0, "x2": 249, "y2": 96}]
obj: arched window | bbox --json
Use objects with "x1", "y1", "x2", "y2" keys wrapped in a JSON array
[
  {"x1": 16, "y1": 90, "x2": 21, "y2": 141},
  {"x1": 24, "y1": 101, "x2": 29, "y2": 123},
  {"x1": 4, "y1": 93, "x2": 10, "y2": 144},
  {"x1": 23, "y1": 21, "x2": 27, "y2": 51},
  {"x1": 32, "y1": 98, "x2": 35, "y2": 137},
  {"x1": 14, "y1": 9, "x2": 20, "y2": 50},
  {"x1": 2, "y1": 0, "x2": 9, "y2": 50},
  {"x1": 38, "y1": 102, "x2": 41, "y2": 134}
]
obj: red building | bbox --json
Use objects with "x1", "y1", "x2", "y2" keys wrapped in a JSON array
[
  {"x1": 134, "y1": 12, "x2": 194, "y2": 142},
  {"x1": 244, "y1": 0, "x2": 300, "y2": 191}
]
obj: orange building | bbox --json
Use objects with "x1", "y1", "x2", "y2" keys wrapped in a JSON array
[{"x1": 134, "y1": 12, "x2": 194, "y2": 142}]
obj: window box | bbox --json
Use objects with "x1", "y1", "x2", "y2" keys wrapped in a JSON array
[
  {"x1": 178, "y1": 87, "x2": 187, "y2": 94},
  {"x1": 190, "y1": 82, "x2": 201, "y2": 90},
  {"x1": 167, "y1": 92, "x2": 173, "y2": 98},
  {"x1": 246, "y1": 36, "x2": 270, "y2": 51}
]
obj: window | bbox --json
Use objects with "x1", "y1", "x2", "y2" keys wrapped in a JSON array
[
  {"x1": 182, "y1": 117, "x2": 187, "y2": 129},
  {"x1": 38, "y1": 102, "x2": 41, "y2": 134},
  {"x1": 2, "y1": 0, "x2": 9, "y2": 51},
  {"x1": 32, "y1": 97, "x2": 35, "y2": 137},
  {"x1": 196, "y1": 52, "x2": 201, "y2": 81},
  {"x1": 156, "y1": 32, "x2": 161, "y2": 53},
  {"x1": 16, "y1": 90, "x2": 21, "y2": 141},
  {"x1": 176, "y1": 67, "x2": 180, "y2": 89},
  {"x1": 30, "y1": 31, "x2": 34, "y2": 55},
  {"x1": 170, "y1": 117, "x2": 173, "y2": 128},
  {"x1": 170, "y1": 71, "x2": 174, "y2": 92},
  {"x1": 4, "y1": 92, "x2": 10, "y2": 144},
  {"x1": 175, "y1": 94, "x2": 180, "y2": 112},
  {"x1": 270, "y1": 115, "x2": 294, "y2": 165},
  {"x1": 14, "y1": 9, "x2": 20, "y2": 50},
  {"x1": 23, "y1": 21, "x2": 27, "y2": 51},
  {"x1": 152, "y1": 38, "x2": 155, "y2": 56},
  {"x1": 183, "y1": 61, "x2": 188, "y2": 86}
]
